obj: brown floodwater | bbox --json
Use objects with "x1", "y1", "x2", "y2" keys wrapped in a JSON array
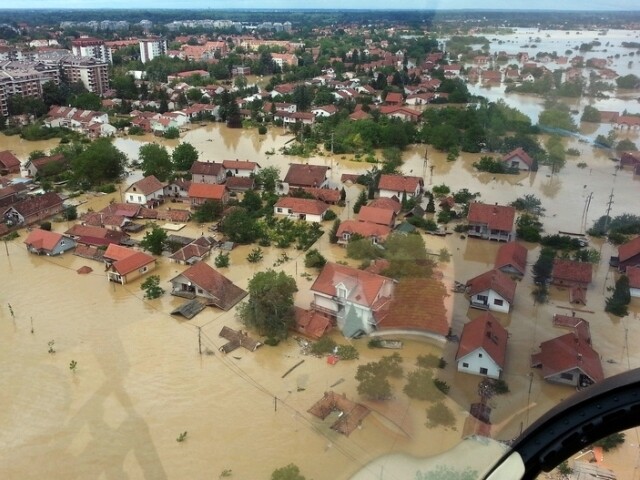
[{"x1": 2, "y1": 120, "x2": 640, "y2": 478}]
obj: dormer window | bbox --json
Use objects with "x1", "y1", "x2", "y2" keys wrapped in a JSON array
[{"x1": 337, "y1": 286, "x2": 347, "y2": 299}]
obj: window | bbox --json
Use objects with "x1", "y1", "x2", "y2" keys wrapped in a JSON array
[
  {"x1": 462, "y1": 362, "x2": 469, "y2": 368},
  {"x1": 478, "y1": 353, "x2": 483, "y2": 358},
  {"x1": 139, "y1": 266, "x2": 148, "y2": 273},
  {"x1": 494, "y1": 299, "x2": 504, "y2": 306},
  {"x1": 337, "y1": 286, "x2": 347, "y2": 298},
  {"x1": 277, "y1": 207, "x2": 283, "y2": 213},
  {"x1": 560, "y1": 372, "x2": 574, "y2": 380},
  {"x1": 477, "y1": 295, "x2": 488, "y2": 303},
  {"x1": 480, "y1": 368, "x2": 488, "y2": 375},
  {"x1": 137, "y1": 195, "x2": 142, "y2": 202}
]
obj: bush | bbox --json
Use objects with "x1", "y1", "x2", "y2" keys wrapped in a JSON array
[
  {"x1": 336, "y1": 344, "x2": 359, "y2": 360},
  {"x1": 247, "y1": 247, "x2": 263, "y2": 263},
  {"x1": 163, "y1": 127, "x2": 180, "y2": 139},
  {"x1": 434, "y1": 379, "x2": 450, "y2": 395},
  {"x1": 97, "y1": 184, "x2": 117, "y2": 194},
  {"x1": 304, "y1": 248, "x2": 326, "y2": 269},
  {"x1": 324, "y1": 209, "x2": 337, "y2": 221},
  {"x1": 214, "y1": 252, "x2": 230, "y2": 268},
  {"x1": 493, "y1": 379, "x2": 510, "y2": 395},
  {"x1": 593, "y1": 432, "x2": 626, "y2": 452},
  {"x1": 39, "y1": 221, "x2": 52, "y2": 231},
  {"x1": 258, "y1": 125, "x2": 267, "y2": 135},
  {"x1": 426, "y1": 401, "x2": 456, "y2": 428},
  {"x1": 62, "y1": 205, "x2": 78, "y2": 221},
  {"x1": 140, "y1": 275, "x2": 164, "y2": 299},
  {"x1": 310, "y1": 336, "x2": 337, "y2": 355},
  {"x1": 264, "y1": 337, "x2": 280, "y2": 346}
]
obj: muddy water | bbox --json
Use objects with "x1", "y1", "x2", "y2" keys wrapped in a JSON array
[{"x1": 2, "y1": 117, "x2": 640, "y2": 478}]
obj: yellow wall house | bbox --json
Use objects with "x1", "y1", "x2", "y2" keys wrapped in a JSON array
[{"x1": 107, "y1": 250, "x2": 156, "y2": 284}]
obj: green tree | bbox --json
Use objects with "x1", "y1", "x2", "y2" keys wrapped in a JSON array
[
  {"x1": 62, "y1": 205, "x2": 78, "y2": 221},
  {"x1": 605, "y1": 275, "x2": 630, "y2": 317},
  {"x1": 533, "y1": 247, "x2": 555, "y2": 285},
  {"x1": 353, "y1": 189, "x2": 368, "y2": 214},
  {"x1": 616, "y1": 74, "x2": 640, "y2": 89},
  {"x1": 141, "y1": 275, "x2": 164, "y2": 299},
  {"x1": 139, "y1": 143, "x2": 173, "y2": 181},
  {"x1": 254, "y1": 166, "x2": 280, "y2": 192},
  {"x1": 616, "y1": 139, "x2": 638, "y2": 152},
  {"x1": 426, "y1": 401, "x2": 455, "y2": 428},
  {"x1": 193, "y1": 200, "x2": 223, "y2": 223},
  {"x1": 329, "y1": 218, "x2": 341, "y2": 244},
  {"x1": 511, "y1": 194, "x2": 545, "y2": 216},
  {"x1": 69, "y1": 92, "x2": 101, "y2": 111},
  {"x1": 71, "y1": 138, "x2": 127, "y2": 188},
  {"x1": 593, "y1": 432, "x2": 626, "y2": 452},
  {"x1": 271, "y1": 464, "x2": 306, "y2": 480},
  {"x1": 139, "y1": 224, "x2": 167, "y2": 255},
  {"x1": 304, "y1": 248, "x2": 326, "y2": 268},
  {"x1": 516, "y1": 213, "x2": 543, "y2": 242},
  {"x1": 240, "y1": 189, "x2": 263, "y2": 215},
  {"x1": 581, "y1": 105, "x2": 601, "y2": 123},
  {"x1": 163, "y1": 127, "x2": 180, "y2": 139},
  {"x1": 237, "y1": 270, "x2": 298, "y2": 340},
  {"x1": 403, "y1": 368, "x2": 444, "y2": 401},
  {"x1": 172, "y1": 142, "x2": 199, "y2": 171},
  {"x1": 220, "y1": 208, "x2": 261, "y2": 244}
]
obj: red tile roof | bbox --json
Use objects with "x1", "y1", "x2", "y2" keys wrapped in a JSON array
[
  {"x1": 275, "y1": 197, "x2": 329, "y2": 216},
  {"x1": 368, "y1": 197, "x2": 401, "y2": 214},
  {"x1": 28, "y1": 153, "x2": 65, "y2": 171},
  {"x1": 455, "y1": 312, "x2": 508, "y2": 368},
  {"x1": 127, "y1": 175, "x2": 164, "y2": 196},
  {"x1": 171, "y1": 262, "x2": 247, "y2": 311},
  {"x1": 377, "y1": 278, "x2": 450, "y2": 335},
  {"x1": 494, "y1": 242, "x2": 528, "y2": 275},
  {"x1": 336, "y1": 220, "x2": 391, "y2": 240},
  {"x1": 64, "y1": 224, "x2": 126, "y2": 245},
  {"x1": 618, "y1": 236, "x2": 640, "y2": 263},
  {"x1": 293, "y1": 307, "x2": 332, "y2": 339},
  {"x1": 0, "y1": 150, "x2": 20, "y2": 171},
  {"x1": 466, "y1": 269, "x2": 517, "y2": 304},
  {"x1": 9, "y1": 192, "x2": 63, "y2": 218},
  {"x1": 225, "y1": 177, "x2": 255, "y2": 191},
  {"x1": 283, "y1": 164, "x2": 328, "y2": 187},
  {"x1": 81, "y1": 212, "x2": 127, "y2": 228},
  {"x1": 190, "y1": 161, "x2": 224, "y2": 176},
  {"x1": 552, "y1": 259, "x2": 593, "y2": 285},
  {"x1": 378, "y1": 174, "x2": 423, "y2": 193},
  {"x1": 628, "y1": 266, "x2": 640, "y2": 289},
  {"x1": 385, "y1": 92, "x2": 403, "y2": 104},
  {"x1": 24, "y1": 229, "x2": 65, "y2": 252},
  {"x1": 188, "y1": 183, "x2": 227, "y2": 200},
  {"x1": 357, "y1": 205, "x2": 395, "y2": 226},
  {"x1": 311, "y1": 262, "x2": 393, "y2": 309},
  {"x1": 222, "y1": 159, "x2": 260, "y2": 170},
  {"x1": 467, "y1": 202, "x2": 516, "y2": 232},
  {"x1": 299, "y1": 187, "x2": 341, "y2": 204},
  {"x1": 99, "y1": 203, "x2": 141, "y2": 218},
  {"x1": 112, "y1": 251, "x2": 156, "y2": 275},
  {"x1": 502, "y1": 147, "x2": 534, "y2": 168},
  {"x1": 103, "y1": 244, "x2": 135, "y2": 262}
]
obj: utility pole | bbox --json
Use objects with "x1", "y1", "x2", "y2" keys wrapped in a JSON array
[
  {"x1": 274, "y1": 396, "x2": 278, "y2": 412},
  {"x1": 3, "y1": 239, "x2": 8, "y2": 256},
  {"x1": 197, "y1": 326, "x2": 202, "y2": 355},
  {"x1": 603, "y1": 189, "x2": 614, "y2": 232}
]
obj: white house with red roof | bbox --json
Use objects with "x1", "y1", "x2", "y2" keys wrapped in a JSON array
[
  {"x1": 310, "y1": 262, "x2": 396, "y2": 338},
  {"x1": 124, "y1": 175, "x2": 165, "y2": 205},
  {"x1": 378, "y1": 174, "x2": 423, "y2": 199},
  {"x1": 465, "y1": 269, "x2": 517, "y2": 313},
  {"x1": 613, "y1": 236, "x2": 640, "y2": 272},
  {"x1": 274, "y1": 197, "x2": 329, "y2": 222},
  {"x1": 501, "y1": 148, "x2": 536, "y2": 171},
  {"x1": 627, "y1": 266, "x2": 640, "y2": 298},
  {"x1": 222, "y1": 159, "x2": 260, "y2": 178},
  {"x1": 106, "y1": 249, "x2": 156, "y2": 285},
  {"x1": 467, "y1": 202, "x2": 516, "y2": 242},
  {"x1": 311, "y1": 105, "x2": 338, "y2": 117},
  {"x1": 336, "y1": 220, "x2": 391, "y2": 245},
  {"x1": 456, "y1": 312, "x2": 508, "y2": 379},
  {"x1": 188, "y1": 183, "x2": 229, "y2": 206}
]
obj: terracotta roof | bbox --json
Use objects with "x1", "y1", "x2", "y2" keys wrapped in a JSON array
[
  {"x1": 275, "y1": 197, "x2": 329, "y2": 216},
  {"x1": 81, "y1": 212, "x2": 127, "y2": 228},
  {"x1": 385, "y1": 92, "x2": 403, "y2": 104},
  {"x1": 377, "y1": 277, "x2": 450, "y2": 335},
  {"x1": 293, "y1": 307, "x2": 332, "y2": 339},
  {"x1": 299, "y1": 187, "x2": 341, "y2": 204},
  {"x1": 466, "y1": 269, "x2": 517, "y2": 304},
  {"x1": 99, "y1": 203, "x2": 141, "y2": 218},
  {"x1": 357, "y1": 205, "x2": 395, "y2": 226},
  {"x1": 188, "y1": 183, "x2": 227, "y2": 200},
  {"x1": 126, "y1": 175, "x2": 164, "y2": 196},
  {"x1": 190, "y1": 161, "x2": 224, "y2": 176},
  {"x1": 8, "y1": 192, "x2": 63, "y2": 218},
  {"x1": 225, "y1": 177, "x2": 255, "y2": 191},
  {"x1": 283, "y1": 164, "x2": 328, "y2": 187},
  {"x1": 103, "y1": 244, "x2": 135, "y2": 262},
  {"x1": 311, "y1": 262, "x2": 393, "y2": 310},
  {"x1": 618, "y1": 236, "x2": 640, "y2": 263},
  {"x1": 0, "y1": 150, "x2": 20, "y2": 170},
  {"x1": 112, "y1": 251, "x2": 156, "y2": 275},
  {"x1": 552, "y1": 259, "x2": 593, "y2": 285},
  {"x1": 64, "y1": 224, "x2": 126, "y2": 245},
  {"x1": 531, "y1": 330, "x2": 604, "y2": 384},
  {"x1": 169, "y1": 243, "x2": 211, "y2": 263},
  {"x1": 336, "y1": 220, "x2": 392, "y2": 240},
  {"x1": 222, "y1": 159, "x2": 259, "y2": 170},
  {"x1": 467, "y1": 202, "x2": 516, "y2": 232},
  {"x1": 494, "y1": 242, "x2": 528, "y2": 275},
  {"x1": 627, "y1": 266, "x2": 640, "y2": 289},
  {"x1": 24, "y1": 229, "x2": 66, "y2": 251},
  {"x1": 171, "y1": 262, "x2": 247, "y2": 311},
  {"x1": 368, "y1": 197, "x2": 401, "y2": 214},
  {"x1": 553, "y1": 314, "x2": 591, "y2": 341},
  {"x1": 455, "y1": 312, "x2": 508, "y2": 368},
  {"x1": 378, "y1": 174, "x2": 423, "y2": 193},
  {"x1": 502, "y1": 148, "x2": 534, "y2": 168},
  {"x1": 28, "y1": 153, "x2": 65, "y2": 170}
]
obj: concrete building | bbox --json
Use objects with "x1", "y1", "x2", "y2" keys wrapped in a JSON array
[
  {"x1": 71, "y1": 37, "x2": 113, "y2": 64},
  {"x1": 60, "y1": 56, "x2": 110, "y2": 96},
  {"x1": 0, "y1": 61, "x2": 60, "y2": 117},
  {"x1": 139, "y1": 38, "x2": 167, "y2": 64}
]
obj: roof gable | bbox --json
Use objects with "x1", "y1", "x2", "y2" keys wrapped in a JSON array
[
  {"x1": 24, "y1": 229, "x2": 65, "y2": 251},
  {"x1": 126, "y1": 175, "x2": 164, "y2": 196},
  {"x1": 456, "y1": 312, "x2": 508, "y2": 368},
  {"x1": 283, "y1": 164, "x2": 328, "y2": 187},
  {"x1": 618, "y1": 236, "x2": 640, "y2": 262},
  {"x1": 378, "y1": 174, "x2": 422, "y2": 193},
  {"x1": 494, "y1": 242, "x2": 528, "y2": 275},
  {"x1": 466, "y1": 269, "x2": 517, "y2": 303},
  {"x1": 552, "y1": 259, "x2": 593, "y2": 284}
]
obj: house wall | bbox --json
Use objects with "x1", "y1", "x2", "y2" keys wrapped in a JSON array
[
  {"x1": 630, "y1": 287, "x2": 640, "y2": 298},
  {"x1": 507, "y1": 156, "x2": 530, "y2": 171},
  {"x1": 470, "y1": 289, "x2": 510, "y2": 313},
  {"x1": 546, "y1": 369, "x2": 579, "y2": 387},
  {"x1": 457, "y1": 348, "x2": 502, "y2": 379},
  {"x1": 226, "y1": 168, "x2": 256, "y2": 178},
  {"x1": 50, "y1": 238, "x2": 76, "y2": 256},
  {"x1": 338, "y1": 302, "x2": 375, "y2": 337},
  {"x1": 122, "y1": 261, "x2": 155, "y2": 285},
  {"x1": 164, "y1": 184, "x2": 189, "y2": 199},
  {"x1": 193, "y1": 172, "x2": 226, "y2": 184},
  {"x1": 379, "y1": 186, "x2": 420, "y2": 199},
  {"x1": 273, "y1": 206, "x2": 324, "y2": 223},
  {"x1": 619, "y1": 253, "x2": 640, "y2": 272},
  {"x1": 24, "y1": 203, "x2": 64, "y2": 226},
  {"x1": 468, "y1": 223, "x2": 512, "y2": 242},
  {"x1": 312, "y1": 292, "x2": 339, "y2": 317}
]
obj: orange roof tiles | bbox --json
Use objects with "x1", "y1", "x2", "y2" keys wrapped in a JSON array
[
  {"x1": 311, "y1": 263, "x2": 393, "y2": 309},
  {"x1": 275, "y1": 197, "x2": 329, "y2": 216},
  {"x1": 336, "y1": 220, "x2": 391, "y2": 240},
  {"x1": 188, "y1": 183, "x2": 227, "y2": 200},
  {"x1": 112, "y1": 251, "x2": 155, "y2": 275},
  {"x1": 618, "y1": 236, "x2": 640, "y2": 263},
  {"x1": 127, "y1": 175, "x2": 164, "y2": 196},
  {"x1": 494, "y1": 242, "x2": 528, "y2": 275},
  {"x1": 368, "y1": 197, "x2": 401, "y2": 214},
  {"x1": 466, "y1": 269, "x2": 517, "y2": 304},
  {"x1": 171, "y1": 262, "x2": 247, "y2": 311},
  {"x1": 467, "y1": 202, "x2": 516, "y2": 232},
  {"x1": 222, "y1": 159, "x2": 260, "y2": 170},
  {"x1": 357, "y1": 205, "x2": 396, "y2": 226},
  {"x1": 0, "y1": 150, "x2": 20, "y2": 171},
  {"x1": 552, "y1": 259, "x2": 593, "y2": 285},
  {"x1": 502, "y1": 147, "x2": 534, "y2": 168},
  {"x1": 24, "y1": 229, "x2": 65, "y2": 251},
  {"x1": 283, "y1": 164, "x2": 328, "y2": 187},
  {"x1": 456, "y1": 312, "x2": 508, "y2": 368},
  {"x1": 378, "y1": 174, "x2": 423, "y2": 193}
]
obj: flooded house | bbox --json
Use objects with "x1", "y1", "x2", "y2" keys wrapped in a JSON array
[
  {"x1": 124, "y1": 175, "x2": 165, "y2": 205},
  {"x1": 169, "y1": 261, "x2": 247, "y2": 311},
  {"x1": 368, "y1": 196, "x2": 401, "y2": 215},
  {"x1": 283, "y1": 164, "x2": 329, "y2": 189},
  {"x1": 551, "y1": 258, "x2": 593, "y2": 288},
  {"x1": 273, "y1": 197, "x2": 329, "y2": 222},
  {"x1": 531, "y1": 316, "x2": 604, "y2": 388},
  {"x1": 628, "y1": 266, "x2": 640, "y2": 298},
  {"x1": 494, "y1": 241, "x2": 528, "y2": 277},
  {"x1": 377, "y1": 174, "x2": 423, "y2": 199},
  {"x1": 455, "y1": 312, "x2": 508, "y2": 379},
  {"x1": 310, "y1": 262, "x2": 395, "y2": 338},
  {"x1": 465, "y1": 269, "x2": 517, "y2": 313},
  {"x1": 501, "y1": 147, "x2": 536, "y2": 171},
  {"x1": 467, "y1": 202, "x2": 516, "y2": 242},
  {"x1": 293, "y1": 307, "x2": 333, "y2": 339},
  {"x1": 106, "y1": 250, "x2": 156, "y2": 284},
  {"x1": 336, "y1": 220, "x2": 391, "y2": 246},
  {"x1": 23, "y1": 154, "x2": 67, "y2": 178},
  {"x1": 188, "y1": 183, "x2": 229, "y2": 206},
  {"x1": 222, "y1": 159, "x2": 260, "y2": 178},
  {"x1": 80, "y1": 212, "x2": 132, "y2": 232},
  {"x1": 0, "y1": 150, "x2": 21, "y2": 175},
  {"x1": 24, "y1": 229, "x2": 76, "y2": 256},
  {"x1": 189, "y1": 161, "x2": 226, "y2": 184},
  {"x1": 168, "y1": 236, "x2": 213, "y2": 265},
  {"x1": 65, "y1": 224, "x2": 129, "y2": 247},
  {"x1": 611, "y1": 236, "x2": 640, "y2": 272},
  {"x1": 2, "y1": 192, "x2": 64, "y2": 227},
  {"x1": 357, "y1": 205, "x2": 396, "y2": 227},
  {"x1": 163, "y1": 179, "x2": 191, "y2": 202}
]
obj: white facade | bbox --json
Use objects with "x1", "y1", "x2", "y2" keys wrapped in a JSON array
[
  {"x1": 631, "y1": 287, "x2": 640, "y2": 298},
  {"x1": 72, "y1": 42, "x2": 112, "y2": 64},
  {"x1": 379, "y1": 186, "x2": 421, "y2": 200},
  {"x1": 504, "y1": 154, "x2": 531, "y2": 171},
  {"x1": 273, "y1": 206, "x2": 325, "y2": 223},
  {"x1": 457, "y1": 347, "x2": 502, "y2": 379},
  {"x1": 469, "y1": 289, "x2": 511, "y2": 313},
  {"x1": 139, "y1": 39, "x2": 168, "y2": 64},
  {"x1": 125, "y1": 187, "x2": 164, "y2": 205}
]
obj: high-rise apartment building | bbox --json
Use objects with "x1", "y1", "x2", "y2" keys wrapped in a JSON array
[
  {"x1": 71, "y1": 37, "x2": 113, "y2": 64},
  {"x1": 139, "y1": 38, "x2": 167, "y2": 64}
]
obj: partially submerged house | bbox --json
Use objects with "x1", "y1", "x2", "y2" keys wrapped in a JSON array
[
  {"x1": 628, "y1": 266, "x2": 640, "y2": 298},
  {"x1": 188, "y1": 183, "x2": 229, "y2": 206},
  {"x1": 501, "y1": 148, "x2": 536, "y2": 171},
  {"x1": 24, "y1": 229, "x2": 76, "y2": 256},
  {"x1": 106, "y1": 250, "x2": 156, "y2": 284},
  {"x1": 283, "y1": 164, "x2": 329, "y2": 189},
  {"x1": 124, "y1": 175, "x2": 165, "y2": 205},
  {"x1": 455, "y1": 312, "x2": 508, "y2": 379},
  {"x1": 307, "y1": 391, "x2": 370, "y2": 436},
  {"x1": 310, "y1": 262, "x2": 395, "y2": 338},
  {"x1": 0, "y1": 150, "x2": 21, "y2": 175},
  {"x1": 494, "y1": 241, "x2": 528, "y2": 277},
  {"x1": 218, "y1": 326, "x2": 262, "y2": 353},
  {"x1": 168, "y1": 237, "x2": 214, "y2": 265},
  {"x1": 273, "y1": 197, "x2": 329, "y2": 222},
  {"x1": 377, "y1": 174, "x2": 423, "y2": 199},
  {"x1": 467, "y1": 202, "x2": 516, "y2": 242},
  {"x1": 24, "y1": 154, "x2": 66, "y2": 178},
  {"x1": 222, "y1": 159, "x2": 260, "y2": 178},
  {"x1": 336, "y1": 220, "x2": 391, "y2": 245},
  {"x1": 293, "y1": 307, "x2": 333, "y2": 339},
  {"x1": 531, "y1": 316, "x2": 604, "y2": 388},
  {"x1": 190, "y1": 161, "x2": 226, "y2": 184},
  {"x1": 611, "y1": 236, "x2": 640, "y2": 272},
  {"x1": 2, "y1": 192, "x2": 64, "y2": 227},
  {"x1": 551, "y1": 259, "x2": 593, "y2": 288},
  {"x1": 65, "y1": 224, "x2": 128, "y2": 247},
  {"x1": 169, "y1": 261, "x2": 247, "y2": 311},
  {"x1": 357, "y1": 205, "x2": 396, "y2": 227},
  {"x1": 465, "y1": 269, "x2": 517, "y2": 313}
]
